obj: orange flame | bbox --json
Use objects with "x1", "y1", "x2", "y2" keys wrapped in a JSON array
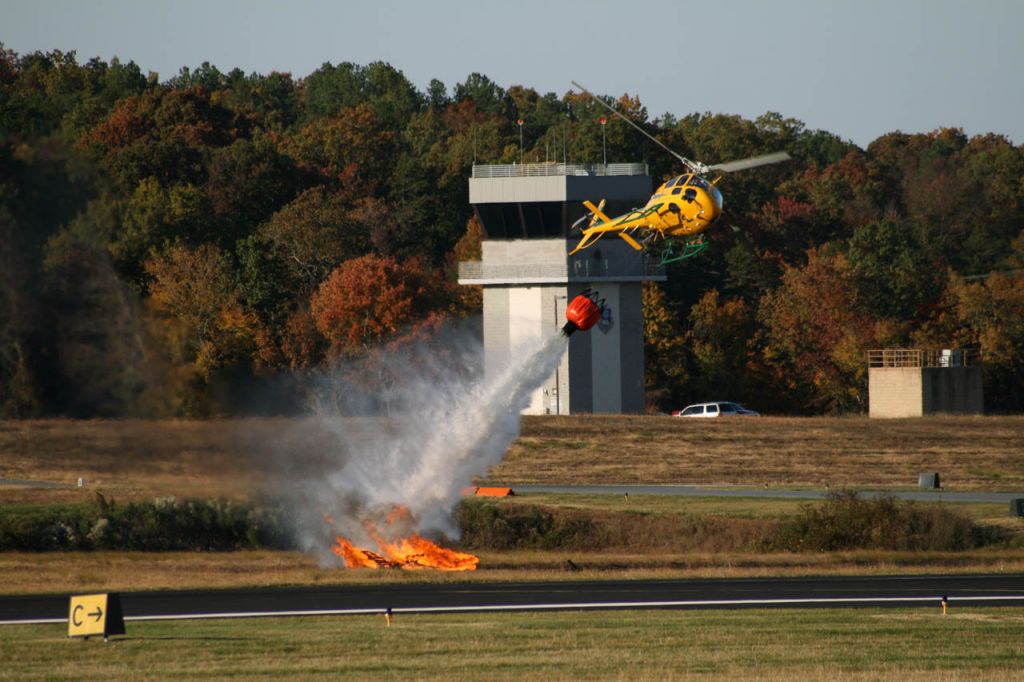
[
  {"x1": 332, "y1": 536, "x2": 387, "y2": 569},
  {"x1": 328, "y1": 506, "x2": 478, "y2": 571},
  {"x1": 331, "y1": 533, "x2": 478, "y2": 571}
]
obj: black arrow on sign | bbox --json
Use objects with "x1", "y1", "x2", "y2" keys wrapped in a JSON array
[{"x1": 89, "y1": 606, "x2": 103, "y2": 622}]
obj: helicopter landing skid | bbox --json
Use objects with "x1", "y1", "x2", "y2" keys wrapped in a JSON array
[{"x1": 659, "y1": 237, "x2": 707, "y2": 265}]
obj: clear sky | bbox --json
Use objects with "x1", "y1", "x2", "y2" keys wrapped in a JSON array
[{"x1": 4, "y1": 0, "x2": 1022, "y2": 149}]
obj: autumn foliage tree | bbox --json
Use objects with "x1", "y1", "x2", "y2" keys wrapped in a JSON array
[
  {"x1": 945, "y1": 271, "x2": 1024, "y2": 411},
  {"x1": 145, "y1": 244, "x2": 259, "y2": 415},
  {"x1": 4, "y1": 46, "x2": 1024, "y2": 416},
  {"x1": 687, "y1": 290, "x2": 761, "y2": 403},
  {"x1": 449, "y1": 215, "x2": 484, "y2": 313},
  {"x1": 759, "y1": 249, "x2": 888, "y2": 413},
  {"x1": 642, "y1": 282, "x2": 689, "y2": 411},
  {"x1": 310, "y1": 254, "x2": 449, "y2": 358}
]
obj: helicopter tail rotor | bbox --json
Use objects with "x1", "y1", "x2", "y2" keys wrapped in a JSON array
[{"x1": 572, "y1": 198, "x2": 608, "y2": 232}]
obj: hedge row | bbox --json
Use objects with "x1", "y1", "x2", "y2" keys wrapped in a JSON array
[
  {"x1": 0, "y1": 497, "x2": 294, "y2": 551},
  {"x1": 1, "y1": 492, "x2": 1009, "y2": 553},
  {"x1": 458, "y1": 492, "x2": 1009, "y2": 553}
]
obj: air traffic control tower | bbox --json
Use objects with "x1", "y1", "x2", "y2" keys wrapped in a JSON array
[{"x1": 458, "y1": 162, "x2": 665, "y2": 414}]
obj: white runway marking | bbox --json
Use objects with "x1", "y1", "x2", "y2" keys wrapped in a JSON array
[{"x1": 5, "y1": 594, "x2": 1024, "y2": 626}]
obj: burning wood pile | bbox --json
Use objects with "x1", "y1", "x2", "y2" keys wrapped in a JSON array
[{"x1": 329, "y1": 506, "x2": 478, "y2": 571}]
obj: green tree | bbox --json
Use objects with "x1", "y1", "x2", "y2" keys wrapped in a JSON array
[
  {"x1": 454, "y1": 73, "x2": 506, "y2": 117},
  {"x1": 301, "y1": 62, "x2": 366, "y2": 121},
  {"x1": 301, "y1": 61, "x2": 421, "y2": 128},
  {"x1": 426, "y1": 78, "x2": 449, "y2": 110},
  {"x1": 169, "y1": 61, "x2": 227, "y2": 90},
  {"x1": 255, "y1": 184, "x2": 375, "y2": 300},
  {"x1": 216, "y1": 69, "x2": 299, "y2": 131},
  {"x1": 845, "y1": 219, "x2": 942, "y2": 322},
  {"x1": 0, "y1": 206, "x2": 42, "y2": 416},
  {"x1": 723, "y1": 236, "x2": 784, "y2": 299},
  {"x1": 111, "y1": 178, "x2": 212, "y2": 283},
  {"x1": 0, "y1": 48, "x2": 95, "y2": 137},
  {"x1": 205, "y1": 135, "x2": 304, "y2": 243},
  {"x1": 42, "y1": 241, "x2": 150, "y2": 416},
  {"x1": 361, "y1": 61, "x2": 422, "y2": 128}
]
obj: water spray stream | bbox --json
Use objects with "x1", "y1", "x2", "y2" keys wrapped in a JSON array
[
  {"x1": 281, "y1": 327, "x2": 567, "y2": 557},
  {"x1": 394, "y1": 331, "x2": 568, "y2": 533},
  {"x1": 271, "y1": 291, "x2": 604, "y2": 566}
]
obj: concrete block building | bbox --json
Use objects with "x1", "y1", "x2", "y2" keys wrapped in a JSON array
[
  {"x1": 867, "y1": 349, "x2": 983, "y2": 418},
  {"x1": 458, "y1": 163, "x2": 664, "y2": 414}
]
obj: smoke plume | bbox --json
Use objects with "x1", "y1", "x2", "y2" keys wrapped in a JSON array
[{"x1": 264, "y1": 320, "x2": 567, "y2": 561}]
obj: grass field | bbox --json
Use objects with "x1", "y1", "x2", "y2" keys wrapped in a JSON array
[
  {"x1": 495, "y1": 414, "x2": 1024, "y2": 490},
  {"x1": 2, "y1": 416, "x2": 1022, "y2": 508},
  {"x1": 5, "y1": 548, "x2": 1024, "y2": 595},
  {"x1": 3, "y1": 608, "x2": 1023, "y2": 680}
]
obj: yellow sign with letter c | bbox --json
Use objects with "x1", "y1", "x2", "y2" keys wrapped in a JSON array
[{"x1": 68, "y1": 593, "x2": 125, "y2": 640}]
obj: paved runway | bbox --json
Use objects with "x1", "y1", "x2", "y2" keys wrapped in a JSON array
[
  {"x1": 4, "y1": 574, "x2": 1023, "y2": 625},
  {"x1": 507, "y1": 484, "x2": 1024, "y2": 504},
  {"x1": 0, "y1": 477, "x2": 70, "y2": 489}
]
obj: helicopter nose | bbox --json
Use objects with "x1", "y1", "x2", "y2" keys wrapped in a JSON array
[{"x1": 709, "y1": 184, "x2": 724, "y2": 211}]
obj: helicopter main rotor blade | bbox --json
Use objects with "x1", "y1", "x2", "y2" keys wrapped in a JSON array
[
  {"x1": 570, "y1": 80, "x2": 699, "y2": 171},
  {"x1": 708, "y1": 151, "x2": 792, "y2": 173}
]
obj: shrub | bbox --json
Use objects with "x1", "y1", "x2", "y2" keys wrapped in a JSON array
[
  {"x1": 455, "y1": 500, "x2": 771, "y2": 552},
  {"x1": 456, "y1": 501, "x2": 604, "y2": 550},
  {"x1": 766, "y1": 491, "x2": 1002, "y2": 552},
  {"x1": 0, "y1": 504, "x2": 95, "y2": 551}
]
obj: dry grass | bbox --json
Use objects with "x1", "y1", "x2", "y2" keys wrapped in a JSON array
[
  {"x1": 0, "y1": 417, "x2": 404, "y2": 504},
  {"x1": 2, "y1": 416, "x2": 1022, "y2": 507},
  {"x1": 492, "y1": 414, "x2": 1024, "y2": 490},
  {"x1": 0, "y1": 419, "x2": 259, "y2": 503},
  {"x1": 505, "y1": 492, "x2": 1010, "y2": 521},
  {"x1": 4, "y1": 549, "x2": 1024, "y2": 596}
]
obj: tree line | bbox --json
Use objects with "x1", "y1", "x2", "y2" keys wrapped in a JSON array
[{"x1": 1, "y1": 46, "x2": 1021, "y2": 416}]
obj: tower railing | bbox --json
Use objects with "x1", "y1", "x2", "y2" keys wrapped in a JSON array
[
  {"x1": 458, "y1": 258, "x2": 665, "y2": 282},
  {"x1": 867, "y1": 349, "x2": 981, "y2": 368},
  {"x1": 472, "y1": 162, "x2": 648, "y2": 178}
]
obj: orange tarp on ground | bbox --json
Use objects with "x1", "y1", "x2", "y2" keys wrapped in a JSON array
[{"x1": 474, "y1": 487, "x2": 514, "y2": 497}]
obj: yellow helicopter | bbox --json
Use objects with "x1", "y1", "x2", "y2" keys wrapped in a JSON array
[{"x1": 568, "y1": 81, "x2": 791, "y2": 264}]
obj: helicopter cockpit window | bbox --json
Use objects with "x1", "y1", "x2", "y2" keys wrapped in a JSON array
[
  {"x1": 689, "y1": 176, "x2": 709, "y2": 190},
  {"x1": 665, "y1": 176, "x2": 681, "y2": 188},
  {"x1": 711, "y1": 183, "x2": 724, "y2": 208}
]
